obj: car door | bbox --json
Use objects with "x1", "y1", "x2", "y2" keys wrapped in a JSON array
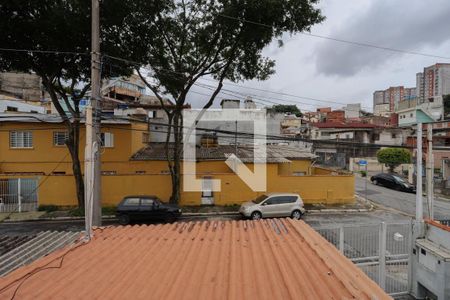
[
  {"x1": 260, "y1": 196, "x2": 282, "y2": 218},
  {"x1": 282, "y1": 196, "x2": 299, "y2": 216},
  {"x1": 384, "y1": 175, "x2": 396, "y2": 189},
  {"x1": 120, "y1": 197, "x2": 140, "y2": 219},
  {"x1": 377, "y1": 174, "x2": 388, "y2": 186},
  {"x1": 139, "y1": 197, "x2": 156, "y2": 220}
]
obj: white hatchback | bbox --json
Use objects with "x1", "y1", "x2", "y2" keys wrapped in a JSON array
[{"x1": 239, "y1": 193, "x2": 306, "y2": 220}]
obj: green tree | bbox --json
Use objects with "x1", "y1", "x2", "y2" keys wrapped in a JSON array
[
  {"x1": 443, "y1": 94, "x2": 450, "y2": 119},
  {"x1": 269, "y1": 104, "x2": 302, "y2": 117},
  {"x1": 0, "y1": 0, "x2": 143, "y2": 207},
  {"x1": 376, "y1": 148, "x2": 411, "y2": 173},
  {"x1": 124, "y1": 0, "x2": 324, "y2": 204}
]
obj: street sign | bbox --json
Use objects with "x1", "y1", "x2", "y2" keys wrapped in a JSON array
[{"x1": 358, "y1": 160, "x2": 368, "y2": 166}]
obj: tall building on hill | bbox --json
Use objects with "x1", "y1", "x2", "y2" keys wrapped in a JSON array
[
  {"x1": 373, "y1": 86, "x2": 407, "y2": 117},
  {"x1": 416, "y1": 63, "x2": 450, "y2": 103}
]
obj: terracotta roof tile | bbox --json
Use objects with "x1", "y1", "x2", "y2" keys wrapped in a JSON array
[
  {"x1": 131, "y1": 143, "x2": 315, "y2": 163},
  {"x1": 0, "y1": 219, "x2": 390, "y2": 299}
]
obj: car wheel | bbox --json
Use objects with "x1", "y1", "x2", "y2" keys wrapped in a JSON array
[
  {"x1": 291, "y1": 210, "x2": 302, "y2": 220},
  {"x1": 118, "y1": 214, "x2": 130, "y2": 225},
  {"x1": 373, "y1": 179, "x2": 378, "y2": 185},
  {"x1": 165, "y1": 213, "x2": 177, "y2": 223},
  {"x1": 251, "y1": 211, "x2": 262, "y2": 220}
]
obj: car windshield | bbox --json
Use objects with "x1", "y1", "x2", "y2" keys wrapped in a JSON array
[
  {"x1": 392, "y1": 175, "x2": 407, "y2": 184},
  {"x1": 252, "y1": 194, "x2": 268, "y2": 204}
]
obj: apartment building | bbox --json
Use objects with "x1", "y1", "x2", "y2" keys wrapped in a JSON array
[
  {"x1": 416, "y1": 63, "x2": 450, "y2": 103},
  {"x1": 373, "y1": 86, "x2": 410, "y2": 116}
]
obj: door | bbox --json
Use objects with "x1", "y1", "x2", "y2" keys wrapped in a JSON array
[
  {"x1": 260, "y1": 196, "x2": 283, "y2": 217},
  {"x1": 277, "y1": 196, "x2": 298, "y2": 217},
  {"x1": 384, "y1": 175, "x2": 396, "y2": 189},
  {"x1": 201, "y1": 176, "x2": 214, "y2": 205},
  {"x1": 139, "y1": 197, "x2": 156, "y2": 220}
]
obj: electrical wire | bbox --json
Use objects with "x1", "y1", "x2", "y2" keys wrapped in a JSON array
[{"x1": 215, "y1": 13, "x2": 450, "y2": 61}]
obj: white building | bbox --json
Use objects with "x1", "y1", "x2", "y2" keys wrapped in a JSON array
[
  {"x1": 0, "y1": 99, "x2": 46, "y2": 114},
  {"x1": 344, "y1": 103, "x2": 361, "y2": 119}
]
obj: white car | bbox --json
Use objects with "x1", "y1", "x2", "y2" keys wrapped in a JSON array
[{"x1": 239, "y1": 193, "x2": 306, "y2": 220}]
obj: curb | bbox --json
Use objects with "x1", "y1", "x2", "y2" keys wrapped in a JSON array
[{"x1": 1, "y1": 205, "x2": 374, "y2": 223}]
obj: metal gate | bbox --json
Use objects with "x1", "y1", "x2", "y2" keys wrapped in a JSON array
[
  {"x1": 0, "y1": 178, "x2": 39, "y2": 212},
  {"x1": 314, "y1": 221, "x2": 411, "y2": 297}
]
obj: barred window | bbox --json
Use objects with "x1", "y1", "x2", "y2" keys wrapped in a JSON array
[
  {"x1": 53, "y1": 131, "x2": 69, "y2": 146},
  {"x1": 10, "y1": 131, "x2": 33, "y2": 148}
]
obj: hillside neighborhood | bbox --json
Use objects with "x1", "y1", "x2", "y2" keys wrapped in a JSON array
[{"x1": 1, "y1": 0, "x2": 450, "y2": 299}]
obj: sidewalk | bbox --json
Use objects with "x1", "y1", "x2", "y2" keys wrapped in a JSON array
[{"x1": 1, "y1": 196, "x2": 373, "y2": 223}]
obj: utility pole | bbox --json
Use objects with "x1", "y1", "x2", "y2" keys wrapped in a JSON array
[
  {"x1": 235, "y1": 120, "x2": 238, "y2": 155},
  {"x1": 416, "y1": 123, "x2": 423, "y2": 222},
  {"x1": 426, "y1": 123, "x2": 434, "y2": 219},
  {"x1": 87, "y1": 0, "x2": 102, "y2": 227}
]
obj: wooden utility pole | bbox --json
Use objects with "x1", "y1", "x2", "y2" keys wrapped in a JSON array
[{"x1": 87, "y1": 0, "x2": 102, "y2": 227}]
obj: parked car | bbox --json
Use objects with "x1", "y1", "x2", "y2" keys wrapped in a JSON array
[
  {"x1": 116, "y1": 195, "x2": 182, "y2": 225},
  {"x1": 239, "y1": 193, "x2": 306, "y2": 220},
  {"x1": 370, "y1": 173, "x2": 416, "y2": 193}
]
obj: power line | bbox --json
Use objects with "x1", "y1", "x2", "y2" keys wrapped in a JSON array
[
  {"x1": 0, "y1": 48, "x2": 89, "y2": 56},
  {"x1": 103, "y1": 58, "x2": 371, "y2": 111},
  {"x1": 216, "y1": 13, "x2": 450, "y2": 61}
]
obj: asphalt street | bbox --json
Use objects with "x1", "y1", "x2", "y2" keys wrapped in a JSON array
[{"x1": 355, "y1": 176, "x2": 450, "y2": 220}]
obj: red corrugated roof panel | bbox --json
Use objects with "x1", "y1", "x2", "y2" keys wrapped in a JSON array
[{"x1": 0, "y1": 219, "x2": 390, "y2": 299}]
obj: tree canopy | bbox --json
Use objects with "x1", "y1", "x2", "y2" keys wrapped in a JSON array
[
  {"x1": 119, "y1": 0, "x2": 324, "y2": 203},
  {"x1": 269, "y1": 104, "x2": 302, "y2": 117},
  {"x1": 376, "y1": 148, "x2": 411, "y2": 173},
  {"x1": 0, "y1": 0, "x2": 148, "y2": 207}
]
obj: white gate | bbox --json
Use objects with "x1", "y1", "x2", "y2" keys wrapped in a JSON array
[
  {"x1": 314, "y1": 221, "x2": 411, "y2": 297},
  {"x1": 0, "y1": 178, "x2": 39, "y2": 212}
]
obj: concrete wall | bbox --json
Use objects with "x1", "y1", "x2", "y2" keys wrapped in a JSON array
[
  {"x1": 349, "y1": 157, "x2": 412, "y2": 176},
  {"x1": 0, "y1": 164, "x2": 355, "y2": 207}
]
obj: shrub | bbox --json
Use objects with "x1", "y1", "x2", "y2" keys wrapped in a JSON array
[{"x1": 376, "y1": 148, "x2": 411, "y2": 173}]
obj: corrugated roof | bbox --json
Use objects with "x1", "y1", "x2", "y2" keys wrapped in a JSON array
[
  {"x1": 0, "y1": 219, "x2": 390, "y2": 299},
  {"x1": 0, "y1": 113, "x2": 131, "y2": 124},
  {"x1": 131, "y1": 143, "x2": 315, "y2": 163}
]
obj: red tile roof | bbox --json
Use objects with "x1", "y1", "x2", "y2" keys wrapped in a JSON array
[
  {"x1": 312, "y1": 122, "x2": 378, "y2": 129},
  {"x1": 0, "y1": 220, "x2": 390, "y2": 299}
]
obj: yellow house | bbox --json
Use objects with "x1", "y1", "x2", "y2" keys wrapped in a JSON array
[{"x1": 0, "y1": 114, "x2": 354, "y2": 209}]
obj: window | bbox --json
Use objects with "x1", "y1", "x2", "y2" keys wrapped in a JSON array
[
  {"x1": 123, "y1": 197, "x2": 140, "y2": 206},
  {"x1": 6, "y1": 106, "x2": 18, "y2": 112},
  {"x1": 265, "y1": 197, "x2": 283, "y2": 205},
  {"x1": 410, "y1": 113, "x2": 413, "y2": 117},
  {"x1": 277, "y1": 196, "x2": 297, "y2": 204},
  {"x1": 392, "y1": 133, "x2": 397, "y2": 138},
  {"x1": 53, "y1": 131, "x2": 69, "y2": 146},
  {"x1": 148, "y1": 111, "x2": 156, "y2": 118},
  {"x1": 141, "y1": 198, "x2": 155, "y2": 206},
  {"x1": 100, "y1": 132, "x2": 114, "y2": 147},
  {"x1": 345, "y1": 134, "x2": 350, "y2": 139},
  {"x1": 10, "y1": 131, "x2": 33, "y2": 148}
]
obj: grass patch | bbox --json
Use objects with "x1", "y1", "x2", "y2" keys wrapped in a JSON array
[
  {"x1": 38, "y1": 205, "x2": 59, "y2": 212},
  {"x1": 69, "y1": 206, "x2": 117, "y2": 217}
]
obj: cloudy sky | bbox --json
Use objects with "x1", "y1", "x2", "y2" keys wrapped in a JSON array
[{"x1": 186, "y1": 0, "x2": 450, "y2": 112}]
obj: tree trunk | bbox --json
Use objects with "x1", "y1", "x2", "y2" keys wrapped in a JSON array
[
  {"x1": 67, "y1": 121, "x2": 85, "y2": 208},
  {"x1": 169, "y1": 111, "x2": 182, "y2": 204}
]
